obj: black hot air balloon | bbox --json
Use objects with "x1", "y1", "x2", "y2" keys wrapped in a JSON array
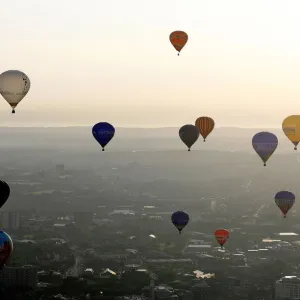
[
  {"x1": 0, "y1": 181, "x2": 10, "y2": 209},
  {"x1": 179, "y1": 125, "x2": 199, "y2": 151},
  {"x1": 171, "y1": 211, "x2": 189, "y2": 234}
]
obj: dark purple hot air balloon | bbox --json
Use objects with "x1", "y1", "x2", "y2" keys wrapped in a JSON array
[
  {"x1": 179, "y1": 125, "x2": 199, "y2": 151},
  {"x1": 171, "y1": 211, "x2": 189, "y2": 234},
  {"x1": 274, "y1": 191, "x2": 295, "y2": 218},
  {"x1": 252, "y1": 132, "x2": 278, "y2": 166},
  {"x1": 92, "y1": 122, "x2": 115, "y2": 151}
]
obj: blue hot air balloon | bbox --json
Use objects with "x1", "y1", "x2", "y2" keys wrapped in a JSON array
[
  {"x1": 0, "y1": 230, "x2": 13, "y2": 270},
  {"x1": 92, "y1": 122, "x2": 115, "y2": 151},
  {"x1": 171, "y1": 211, "x2": 189, "y2": 234},
  {"x1": 252, "y1": 132, "x2": 278, "y2": 166}
]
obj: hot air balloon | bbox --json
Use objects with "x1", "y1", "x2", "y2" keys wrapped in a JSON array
[
  {"x1": 0, "y1": 231, "x2": 13, "y2": 270},
  {"x1": 282, "y1": 115, "x2": 300, "y2": 150},
  {"x1": 169, "y1": 31, "x2": 188, "y2": 56},
  {"x1": 274, "y1": 191, "x2": 295, "y2": 218},
  {"x1": 179, "y1": 125, "x2": 199, "y2": 151},
  {"x1": 92, "y1": 122, "x2": 115, "y2": 151},
  {"x1": 214, "y1": 229, "x2": 230, "y2": 248},
  {"x1": 171, "y1": 211, "x2": 189, "y2": 234},
  {"x1": 0, "y1": 181, "x2": 10, "y2": 209},
  {"x1": 252, "y1": 132, "x2": 278, "y2": 166},
  {"x1": 195, "y1": 117, "x2": 215, "y2": 142},
  {"x1": 0, "y1": 70, "x2": 30, "y2": 113}
]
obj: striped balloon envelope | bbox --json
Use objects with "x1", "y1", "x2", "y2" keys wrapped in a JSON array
[
  {"x1": 195, "y1": 117, "x2": 215, "y2": 142},
  {"x1": 169, "y1": 31, "x2": 188, "y2": 56}
]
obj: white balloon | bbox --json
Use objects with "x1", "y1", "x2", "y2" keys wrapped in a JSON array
[{"x1": 0, "y1": 70, "x2": 30, "y2": 113}]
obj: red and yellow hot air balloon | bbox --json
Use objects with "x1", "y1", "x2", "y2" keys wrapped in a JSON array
[
  {"x1": 274, "y1": 191, "x2": 295, "y2": 218},
  {"x1": 169, "y1": 31, "x2": 188, "y2": 56},
  {"x1": 214, "y1": 229, "x2": 230, "y2": 248},
  {"x1": 195, "y1": 117, "x2": 215, "y2": 142},
  {"x1": 0, "y1": 230, "x2": 13, "y2": 270}
]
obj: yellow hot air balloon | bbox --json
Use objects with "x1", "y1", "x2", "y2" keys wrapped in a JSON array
[{"x1": 282, "y1": 115, "x2": 300, "y2": 150}]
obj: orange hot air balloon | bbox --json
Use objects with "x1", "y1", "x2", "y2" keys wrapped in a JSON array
[
  {"x1": 169, "y1": 31, "x2": 188, "y2": 56},
  {"x1": 195, "y1": 117, "x2": 215, "y2": 142},
  {"x1": 214, "y1": 229, "x2": 230, "y2": 248}
]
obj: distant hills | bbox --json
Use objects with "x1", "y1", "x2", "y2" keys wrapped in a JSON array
[{"x1": 0, "y1": 126, "x2": 292, "y2": 154}]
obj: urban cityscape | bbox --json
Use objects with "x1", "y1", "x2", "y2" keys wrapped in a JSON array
[{"x1": 0, "y1": 127, "x2": 300, "y2": 299}]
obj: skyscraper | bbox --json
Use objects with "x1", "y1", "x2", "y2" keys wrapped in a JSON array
[
  {"x1": 191, "y1": 282, "x2": 209, "y2": 300},
  {"x1": 0, "y1": 212, "x2": 20, "y2": 230},
  {"x1": 275, "y1": 276, "x2": 300, "y2": 299},
  {"x1": 56, "y1": 164, "x2": 65, "y2": 175},
  {"x1": 211, "y1": 200, "x2": 217, "y2": 212},
  {"x1": 0, "y1": 266, "x2": 38, "y2": 288}
]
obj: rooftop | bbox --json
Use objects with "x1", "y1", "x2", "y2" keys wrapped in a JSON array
[
  {"x1": 277, "y1": 232, "x2": 299, "y2": 236},
  {"x1": 278, "y1": 276, "x2": 300, "y2": 283}
]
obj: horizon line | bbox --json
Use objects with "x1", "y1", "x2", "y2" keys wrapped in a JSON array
[{"x1": 0, "y1": 125, "x2": 283, "y2": 129}]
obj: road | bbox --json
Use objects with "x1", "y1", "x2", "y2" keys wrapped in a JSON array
[{"x1": 253, "y1": 204, "x2": 266, "y2": 218}]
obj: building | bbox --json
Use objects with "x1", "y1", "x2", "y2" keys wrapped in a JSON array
[
  {"x1": 183, "y1": 245, "x2": 212, "y2": 256},
  {"x1": 0, "y1": 266, "x2": 38, "y2": 288},
  {"x1": 0, "y1": 212, "x2": 20, "y2": 229},
  {"x1": 38, "y1": 270, "x2": 63, "y2": 286},
  {"x1": 180, "y1": 291, "x2": 194, "y2": 300},
  {"x1": 211, "y1": 200, "x2": 216, "y2": 212},
  {"x1": 275, "y1": 276, "x2": 300, "y2": 299},
  {"x1": 154, "y1": 285, "x2": 176, "y2": 300},
  {"x1": 275, "y1": 232, "x2": 299, "y2": 243},
  {"x1": 191, "y1": 282, "x2": 209, "y2": 300}
]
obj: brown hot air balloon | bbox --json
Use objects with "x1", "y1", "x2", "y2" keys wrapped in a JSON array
[
  {"x1": 195, "y1": 117, "x2": 215, "y2": 142},
  {"x1": 169, "y1": 31, "x2": 188, "y2": 56}
]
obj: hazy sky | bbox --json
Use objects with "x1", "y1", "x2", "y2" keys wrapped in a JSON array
[{"x1": 1, "y1": 0, "x2": 300, "y2": 127}]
